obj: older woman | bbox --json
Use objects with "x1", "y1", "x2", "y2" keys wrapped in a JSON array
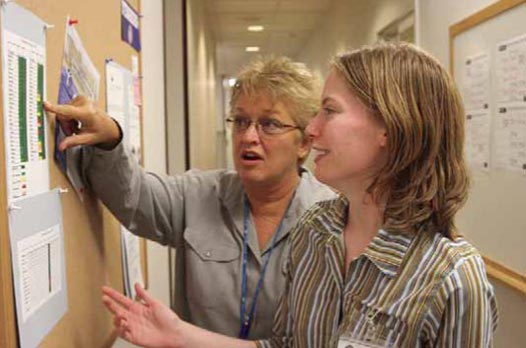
[
  {"x1": 99, "y1": 43, "x2": 498, "y2": 348},
  {"x1": 43, "y1": 56, "x2": 334, "y2": 340}
]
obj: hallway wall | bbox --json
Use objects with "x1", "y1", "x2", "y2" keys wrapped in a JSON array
[
  {"x1": 187, "y1": 0, "x2": 219, "y2": 169},
  {"x1": 297, "y1": 0, "x2": 414, "y2": 80},
  {"x1": 418, "y1": 1, "x2": 526, "y2": 347}
]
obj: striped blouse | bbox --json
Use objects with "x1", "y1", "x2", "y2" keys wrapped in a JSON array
[{"x1": 256, "y1": 196, "x2": 498, "y2": 348}]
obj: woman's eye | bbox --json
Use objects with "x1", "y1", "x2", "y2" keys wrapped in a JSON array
[
  {"x1": 235, "y1": 117, "x2": 249, "y2": 127},
  {"x1": 261, "y1": 119, "x2": 282, "y2": 129},
  {"x1": 323, "y1": 107, "x2": 335, "y2": 115}
]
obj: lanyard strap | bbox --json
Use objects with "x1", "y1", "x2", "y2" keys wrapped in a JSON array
[{"x1": 238, "y1": 193, "x2": 295, "y2": 339}]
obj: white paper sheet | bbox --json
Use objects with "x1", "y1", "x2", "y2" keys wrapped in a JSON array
[
  {"x1": 105, "y1": 60, "x2": 142, "y2": 163},
  {"x1": 63, "y1": 21, "x2": 100, "y2": 100},
  {"x1": 494, "y1": 106, "x2": 526, "y2": 172},
  {"x1": 465, "y1": 111, "x2": 491, "y2": 172},
  {"x1": 8, "y1": 188, "x2": 67, "y2": 348},
  {"x1": 2, "y1": 29, "x2": 49, "y2": 203},
  {"x1": 121, "y1": 226, "x2": 144, "y2": 299},
  {"x1": 17, "y1": 225, "x2": 62, "y2": 322},
  {"x1": 106, "y1": 61, "x2": 126, "y2": 126},
  {"x1": 496, "y1": 34, "x2": 526, "y2": 107},
  {"x1": 55, "y1": 19, "x2": 101, "y2": 201},
  {"x1": 128, "y1": 88, "x2": 142, "y2": 163},
  {"x1": 461, "y1": 52, "x2": 490, "y2": 111}
]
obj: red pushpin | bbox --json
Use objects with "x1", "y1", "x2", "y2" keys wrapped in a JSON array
[{"x1": 68, "y1": 19, "x2": 78, "y2": 26}]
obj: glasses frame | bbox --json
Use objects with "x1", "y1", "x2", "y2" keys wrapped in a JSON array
[{"x1": 225, "y1": 116, "x2": 302, "y2": 136}]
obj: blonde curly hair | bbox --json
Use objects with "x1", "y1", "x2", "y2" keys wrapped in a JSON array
[{"x1": 230, "y1": 56, "x2": 320, "y2": 133}]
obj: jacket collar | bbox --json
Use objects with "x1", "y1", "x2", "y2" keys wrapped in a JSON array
[{"x1": 216, "y1": 169, "x2": 328, "y2": 256}]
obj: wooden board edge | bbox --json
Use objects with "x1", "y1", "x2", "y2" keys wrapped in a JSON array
[{"x1": 484, "y1": 256, "x2": 526, "y2": 295}]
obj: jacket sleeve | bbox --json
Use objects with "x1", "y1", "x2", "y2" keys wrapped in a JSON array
[{"x1": 80, "y1": 142, "x2": 186, "y2": 247}]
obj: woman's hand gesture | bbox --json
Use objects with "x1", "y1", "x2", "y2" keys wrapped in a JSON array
[
  {"x1": 44, "y1": 95, "x2": 120, "y2": 151},
  {"x1": 102, "y1": 284, "x2": 183, "y2": 348}
]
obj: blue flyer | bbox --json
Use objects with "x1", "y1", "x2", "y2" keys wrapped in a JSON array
[{"x1": 121, "y1": 0, "x2": 141, "y2": 52}]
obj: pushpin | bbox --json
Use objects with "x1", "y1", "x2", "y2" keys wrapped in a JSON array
[{"x1": 68, "y1": 19, "x2": 79, "y2": 26}]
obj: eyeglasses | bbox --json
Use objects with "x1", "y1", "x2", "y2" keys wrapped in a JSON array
[{"x1": 225, "y1": 116, "x2": 302, "y2": 135}]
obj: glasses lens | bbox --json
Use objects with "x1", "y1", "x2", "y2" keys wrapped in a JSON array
[{"x1": 259, "y1": 118, "x2": 283, "y2": 135}]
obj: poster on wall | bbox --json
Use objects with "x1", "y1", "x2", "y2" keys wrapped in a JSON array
[
  {"x1": 9, "y1": 189, "x2": 68, "y2": 348},
  {"x1": 105, "y1": 60, "x2": 142, "y2": 164},
  {"x1": 1, "y1": 2, "x2": 49, "y2": 204},
  {"x1": 121, "y1": 0, "x2": 141, "y2": 52},
  {"x1": 55, "y1": 18, "x2": 101, "y2": 201},
  {"x1": 460, "y1": 52, "x2": 491, "y2": 172}
]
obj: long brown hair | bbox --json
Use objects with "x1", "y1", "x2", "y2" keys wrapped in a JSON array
[{"x1": 333, "y1": 43, "x2": 469, "y2": 238}]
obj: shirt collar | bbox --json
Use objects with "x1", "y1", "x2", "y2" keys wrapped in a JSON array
[
  {"x1": 216, "y1": 168, "x2": 323, "y2": 254},
  {"x1": 315, "y1": 195, "x2": 415, "y2": 278},
  {"x1": 363, "y1": 229, "x2": 414, "y2": 277}
]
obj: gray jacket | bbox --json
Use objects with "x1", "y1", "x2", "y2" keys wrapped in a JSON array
[{"x1": 81, "y1": 142, "x2": 335, "y2": 339}]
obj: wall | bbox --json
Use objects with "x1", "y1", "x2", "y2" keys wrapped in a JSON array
[
  {"x1": 165, "y1": 0, "x2": 187, "y2": 176},
  {"x1": 112, "y1": 0, "x2": 169, "y2": 346},
  {"x1": 140, "y1": 0, "x2": 169, "y2": 306},
  {"x1": 187, "y1": 0, "x2": 219, "y2": 169},
  {"x1": 417, "y1": 1, "x2": 526, "y2": 347},
  {"x1": 297, "y1": 0, "x2": 414, "y2": 80}
]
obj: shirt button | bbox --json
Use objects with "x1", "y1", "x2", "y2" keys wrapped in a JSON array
[{"x1": 205, "y1": 251, "x2": 211, "y2": 257}]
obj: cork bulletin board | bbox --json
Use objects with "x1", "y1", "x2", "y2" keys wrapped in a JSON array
[{"x1": 0, "y1": 0, "x2": 148, "y2": 347}]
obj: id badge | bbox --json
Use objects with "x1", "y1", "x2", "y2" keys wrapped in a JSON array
[{"x1": 337, "y1": 336, "x2": 388, "y2": 348}]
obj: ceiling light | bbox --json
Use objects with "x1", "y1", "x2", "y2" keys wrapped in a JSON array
[
  {"x1": 247, "y1": 25, "x2": 264, "y2": 32},
  {"x1": 245, "y1": 46, "x2": 260, "y2": 52}
]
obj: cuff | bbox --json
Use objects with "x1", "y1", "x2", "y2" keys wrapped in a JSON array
[{"x1": 95, "y1": 118, "x2": 123, "y2": 151}]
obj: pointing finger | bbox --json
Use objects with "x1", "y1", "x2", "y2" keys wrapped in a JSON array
[{"x1": 43, "y1": 100, "x2": 92, "y2": 122}]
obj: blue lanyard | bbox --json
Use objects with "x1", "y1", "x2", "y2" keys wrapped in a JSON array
[{"x1": 238, "y1": 193, "x2": 295, "y2": 339}]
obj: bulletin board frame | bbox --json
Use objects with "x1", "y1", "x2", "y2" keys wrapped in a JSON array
[
  {"x1": 449, "y1": 0, "x2": 526, "y2": 295},
  {"x1": 0, "y1": 0, "x2": 148, "y2": 347}
]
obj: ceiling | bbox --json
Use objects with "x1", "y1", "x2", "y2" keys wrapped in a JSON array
[{"x1": 204, "y1": 0, "x2": 334, "y2": 77}]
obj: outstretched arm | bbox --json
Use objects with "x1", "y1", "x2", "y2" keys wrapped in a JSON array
[
  {"x1": 102, "y1": 284, "x2": 256, "y2": 348},
  {"x1": 44, "y1": 96, "x2": 121, "y2": 151},
  {"x1": 45, "y1": 96, "x2": 186, "y2": 248}
]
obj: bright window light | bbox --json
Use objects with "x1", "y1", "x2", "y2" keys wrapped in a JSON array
[{"x1": 245, "y1": 46, "x2": 260, "y2": 52}]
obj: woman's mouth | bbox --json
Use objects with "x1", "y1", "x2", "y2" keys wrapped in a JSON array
[
  {"x1": 240, "y1": 151, "x2": 263, "y2": 163},
  {"x1": 312, "y1": 147, "x2": 329, "y2": 162}
]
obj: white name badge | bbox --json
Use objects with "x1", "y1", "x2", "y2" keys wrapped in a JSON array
[{"x1": 337, "y1": 337, "x2": 387, "y2": 348}]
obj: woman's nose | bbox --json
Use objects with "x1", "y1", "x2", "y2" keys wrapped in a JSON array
[
  {"x1": 241, "y1": 121, "x2": 261, "y2": 142},
  {"x1": 306, "y1": 115, "x2": 320, "y2": 139}
]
